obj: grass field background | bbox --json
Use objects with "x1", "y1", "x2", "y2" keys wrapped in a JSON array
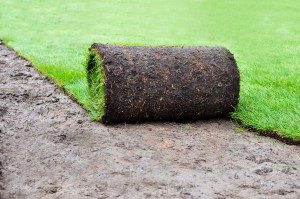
[{"x1": 0, "y1": 0, "x2": 299, "y2": 141}]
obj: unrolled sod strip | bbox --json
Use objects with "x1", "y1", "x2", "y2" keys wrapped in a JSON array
[{"x1": 87, "y1": 44, "x2": 240, "y2": 124}]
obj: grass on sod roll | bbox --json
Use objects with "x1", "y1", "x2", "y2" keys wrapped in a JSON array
[
  {"x1": 86, "y1": 49, "x2": 105, "y2": 120},
  {"x1": 0, "y1": 0, "x2": 299, "y2": 141}
]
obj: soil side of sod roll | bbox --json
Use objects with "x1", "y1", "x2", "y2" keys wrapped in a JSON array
[{"x1": 87, "y1": 44, "x2": 240, "y2": 124}]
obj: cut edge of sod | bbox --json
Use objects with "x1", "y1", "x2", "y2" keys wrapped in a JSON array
[{"x1": 86, "y1": 48, "x2": 106, "y2": 121}]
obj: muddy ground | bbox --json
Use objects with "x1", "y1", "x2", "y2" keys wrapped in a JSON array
[{"x1": 0, "y1": 42, "x2": 299, "y2": 199}]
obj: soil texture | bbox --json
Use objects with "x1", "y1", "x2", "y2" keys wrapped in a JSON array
[{"x1": 89, "y1": 44, "x2": 239, "y2": 123}]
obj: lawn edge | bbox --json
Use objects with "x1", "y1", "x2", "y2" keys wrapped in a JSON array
[
  {"x1": 234, "y1": 119, "x2": 300, "y2": 146},
  {"x1": 0, "y1": 40, "x2": 93, "y2": 118}
]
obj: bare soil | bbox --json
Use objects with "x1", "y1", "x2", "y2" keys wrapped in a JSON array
[{"x1": 0, "y1": 43, "x2": 299, "y2": 199}]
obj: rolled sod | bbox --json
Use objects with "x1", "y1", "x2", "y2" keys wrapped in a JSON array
[{"x1": 87, "y1": 44, "x2": 240, "y2": 124}]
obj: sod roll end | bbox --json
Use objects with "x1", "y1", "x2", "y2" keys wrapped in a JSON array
[{"x1": 87, "y1": 44, "x2": 240, "y2": 124}]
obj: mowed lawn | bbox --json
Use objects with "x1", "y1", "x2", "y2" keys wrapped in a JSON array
[{"x1": 0, "y1": 0, "x2": 299, "y2": 141}]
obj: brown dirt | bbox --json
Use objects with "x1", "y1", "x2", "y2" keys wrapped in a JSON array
[
  {"x1": 90, "y1": 44, "x2": 239, "y2": 124},
  {"x1": 0, "y1": 42, "x2": 299, "y2": 199}
]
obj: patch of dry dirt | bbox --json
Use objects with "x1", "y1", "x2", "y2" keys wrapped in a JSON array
[{"x1": 0, "y1": 42, "x2": 299, "y2": 199}]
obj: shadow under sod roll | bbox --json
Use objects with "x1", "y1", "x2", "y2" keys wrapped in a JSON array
[{"x1": 87, "y1": 44, "x2": 240, "y2": 124}]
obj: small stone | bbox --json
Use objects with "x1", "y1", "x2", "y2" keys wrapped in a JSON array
[
  {"x1": 51, "y1": 97, "x2": 59, "y2": 103},
  {"x1": 234, "y1": 173, "x2": 239, "y2": 179},
  {"x1": 57, "y1": 134, "x2": 66, "y2": 142}
]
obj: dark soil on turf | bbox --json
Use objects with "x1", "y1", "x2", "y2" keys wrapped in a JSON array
[
  {"x1": 0, "y1": 42, "x2": 299, "y2": 199},
  {"x1": 90, "y1": 44, "x2": 239, "y2": 124}
]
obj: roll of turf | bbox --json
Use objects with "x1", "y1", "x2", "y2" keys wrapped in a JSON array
[{"x1": 87, "y1": 44, "x2": 240, "y2": 124}]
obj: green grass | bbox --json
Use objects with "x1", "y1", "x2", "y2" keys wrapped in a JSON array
[
  {"x1": 0, "y1": 0, "x2": 299, "y2": 141},
  {"x1": 86, "y1": 49, "x2": 106, "y2": 119}
]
